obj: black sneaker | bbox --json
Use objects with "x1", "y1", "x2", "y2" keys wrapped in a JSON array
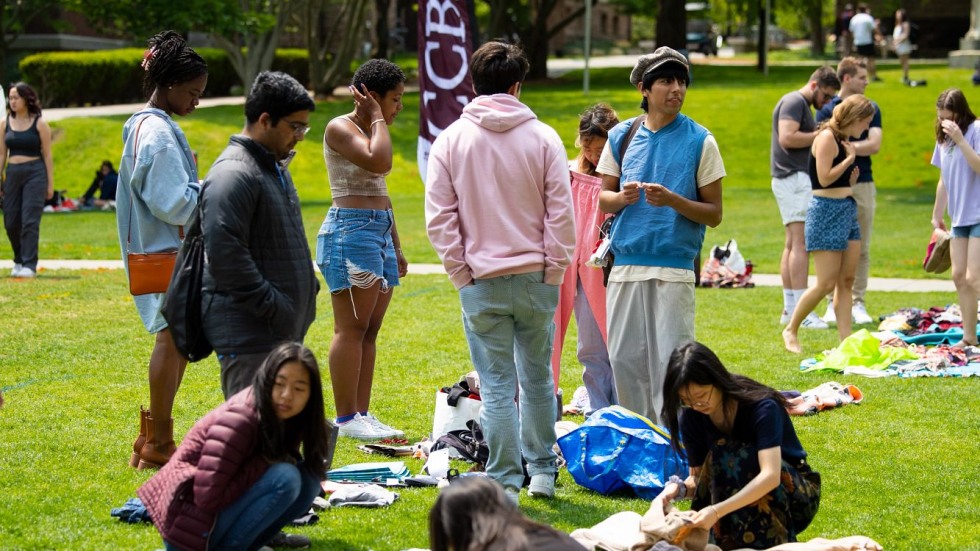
[{"x1": 268, "y1": 531, "x2": 311, "y2": 549}]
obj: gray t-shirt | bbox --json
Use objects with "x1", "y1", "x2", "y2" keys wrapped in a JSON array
[{"x1": 770, "y1": 91, "x2": 815, "y2": 179}]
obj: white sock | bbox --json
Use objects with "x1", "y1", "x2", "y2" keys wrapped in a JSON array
[
  {"x1": 792, "y1": 289, "x2": 807, "y2": 315},
  {"x1": 783, "y1": 289, "x2": 795, "y2": 313}
]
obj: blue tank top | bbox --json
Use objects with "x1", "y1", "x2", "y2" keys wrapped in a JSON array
[
  {"x1": 5, "y1": 115, "x2": 42, "y2": 157},
  {"x1": 809, "y1": 137, "x2": 853, "y2": 190}
]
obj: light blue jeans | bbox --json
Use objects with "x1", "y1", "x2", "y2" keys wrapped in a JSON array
[
  {"x1": 573, "y1": 280, "x2": 617, "y2": 415},
  {"x1": 459, "y1": 272, "x2": 559, "y2": 490},
  {"x1": 165, "y1": 462, "x2": 321, "y2": 551}
]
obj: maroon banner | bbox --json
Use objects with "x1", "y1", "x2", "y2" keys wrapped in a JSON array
[{"x1": 417, "y1": 0, "x2": 475, "y2": 183}]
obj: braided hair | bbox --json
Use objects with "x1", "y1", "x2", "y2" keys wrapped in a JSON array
[{"x1": 141, "y1": 30, "x2": 207, "y2": 98}]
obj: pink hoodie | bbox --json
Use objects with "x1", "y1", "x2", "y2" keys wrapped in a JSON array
[{"x1": 425, "y1": 94, "x2": 576, "y2": 289}]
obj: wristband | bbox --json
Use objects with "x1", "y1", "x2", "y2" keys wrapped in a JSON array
[{"x1": 371, "y1": 118, "x2": 386, "y2": 127}]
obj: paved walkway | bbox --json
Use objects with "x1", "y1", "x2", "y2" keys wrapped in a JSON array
[{"x1": 0, "y1": 259, "x2": 956, "y2": 293}]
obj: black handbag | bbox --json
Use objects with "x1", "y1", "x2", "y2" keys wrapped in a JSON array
[{"x1": 161, "y1": 200, "x2": 213, "y2": 362}]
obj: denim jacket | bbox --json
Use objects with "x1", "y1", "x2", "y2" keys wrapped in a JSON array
[{"x1": 116, "y1": 109, "x2": 201, "y2": 332}]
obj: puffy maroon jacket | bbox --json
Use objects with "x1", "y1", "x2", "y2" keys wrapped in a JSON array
[{"x1": 138, "y1": 389, "x2": 270, "y2": 550}]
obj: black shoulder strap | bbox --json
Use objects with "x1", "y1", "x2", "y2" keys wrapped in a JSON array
[{"x1": 618, "y1": 115, "x2": 646, "y2": 164}]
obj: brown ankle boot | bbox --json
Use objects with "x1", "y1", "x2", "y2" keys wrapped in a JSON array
[
  {"x1": 137, "y1": 415, "x2": 176, "y2": 470},
  {"x1": 129, "y1": 406, "x2": 150, "y2": 468}
]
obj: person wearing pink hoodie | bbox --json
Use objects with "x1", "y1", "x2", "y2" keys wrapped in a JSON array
[{"x1": 425, "y1": 41, "x2": 576, "y2": 502}]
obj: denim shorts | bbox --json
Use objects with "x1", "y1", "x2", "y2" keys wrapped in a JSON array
[
  {"x1": 805, "y1": 196, "x2": 861, "y2": 252},
  {"x1": 951, "y1": 222, "x2": 980, "y2": 239},
  {"x1": 316, "y1": 207, "x2": 399, "y2": 292}
]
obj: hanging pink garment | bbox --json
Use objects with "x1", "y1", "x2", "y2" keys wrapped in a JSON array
[{"x1": 550, "y1": 171, "x2": 610, "y2": 391}]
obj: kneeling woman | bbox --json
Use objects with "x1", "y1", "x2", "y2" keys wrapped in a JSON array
[
  {"x1": 660, "y1": 342, "x2": 821, "y2": 550},
  {"x1": 138, "y1": 343, "x2": 330, "y2": 551},
  {"x1": 783, "y1": 94, "x2": 875, "y2": 353}
]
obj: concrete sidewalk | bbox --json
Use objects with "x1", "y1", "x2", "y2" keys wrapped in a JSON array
[{"x1": 0, "y1": 259, "x2": 956, "y2": 293}]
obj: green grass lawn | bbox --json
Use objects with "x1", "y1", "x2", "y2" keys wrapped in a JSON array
[
  {"x1": 1, "y1": 62, "x2": 978, "y2": 550},
  {"x1": 0, "y1": 271, "x2": 977, "y2": 550}
]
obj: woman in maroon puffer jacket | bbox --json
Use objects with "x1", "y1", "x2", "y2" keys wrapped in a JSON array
[{"x1": 138, "y1": 342, "x2": 331, "y2": 551}]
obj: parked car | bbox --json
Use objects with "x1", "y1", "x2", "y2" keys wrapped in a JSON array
[{"x1": 687, "y1": 19, "x2": 719, "y2": 55}]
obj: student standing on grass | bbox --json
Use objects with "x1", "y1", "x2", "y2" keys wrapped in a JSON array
[
  {"x1": 1, "y1": 82, "x2": 54, "y2": 279},
  {"x1": 849, "y1": 4, "x2": 879, "y2": 82},
  {"x1": 659, "y1": 342, "x2": 822, "y2": 550},
  {"x1": 931, "y1": 88, "x2": 980, "y2": 349},
  {"x1": 425, "y1": 41, "x2": 575, "y2": 502},
  {"x1": 200, "y1": 71, "x2": 319, "y2": 411},
  {"x1": 597, "y1": 47, "x2": 724, "y2": 425},
  {"x1": 138, "y1": 342, "x2": 329, "y2": 551},
  {"x1": 770, "y1": 66, "x2": 839, "y2": 330},
  {"x1": 551, "y1": 103, "x2": 619, "y2": 416},
  {"x1": 116, "y1": 30, "x2": 206, "y2": 470},
  {"x1": 318, "y1": 59, "x2": 408, "y2": 440},
  {"x1": 784, "y1": 95, "x2": 874, "y2": 354},
  {"x1": 816, "y1": 57, "x2": 881, "y2": 328}
]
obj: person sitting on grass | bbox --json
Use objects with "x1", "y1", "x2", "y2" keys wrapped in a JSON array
[
  {"x1": 659, "y1": 341, "x2": 822, "y2": 550},
  {"x1": 137, "y1": 342, "x2": 330, "y2": 551},
  {"x1": 79, "y1": 160, "x2": 118, "y2": 210}
]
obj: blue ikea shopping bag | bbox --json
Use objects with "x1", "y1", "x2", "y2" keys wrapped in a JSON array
[{"x1": 557, "y1": 406, "x2": 687, "y2": 500}]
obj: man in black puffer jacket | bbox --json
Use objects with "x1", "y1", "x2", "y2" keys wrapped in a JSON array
[{"x1": 201, "y1": 71, "x2": 320, "y2": 398}]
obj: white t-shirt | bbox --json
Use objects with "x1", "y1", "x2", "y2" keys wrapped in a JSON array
[
  {"x1": 596, "y1": 125, "x2": 726, "y2": 283},
  {"x1": 849, "y1": 13, "x2": 875, "y2": 46}
]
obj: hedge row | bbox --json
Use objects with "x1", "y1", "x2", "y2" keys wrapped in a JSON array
[{"x1": 19, "y1": 48, "x2": 309, "y2": 107}]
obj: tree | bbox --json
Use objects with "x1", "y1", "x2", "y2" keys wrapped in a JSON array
[
  {"x1": 373, "y1": 0, "x2": 392, "y2": 58},
  {"x1": 482, "y1": 0, "x2": 601, "y2": 80},
  {"x1": 0, "y1": 0, "x2": 60, "y2": 83},
  {"x1": 655, "y1": 0, "x2": 685, "y2": 49},
  {"x1": 305, "y1": 0, "x2": 368, "y2": 97},
  {"x1": 70, "y1": 0, "x2": 298, "y2": 93},
  {"x1": 210, "y1": 1, "x2": 299, "y2": 93}
]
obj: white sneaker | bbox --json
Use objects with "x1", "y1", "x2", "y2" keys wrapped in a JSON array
[
  {"x1": 822, "y1": 301, "x2": 837, "y2": 325},
  {"x1": 363, "y1": 413, "x2": 404, "y2": 438},
  {"x1": 801, "y1": 312, "x2": 829, "y2": 329},
  {"x1": 337, "y1": 414, "x2": 380, "y2": 440},
  {"x1": 852, "y1": 303, "x2": 873, "y2": 325},
  {"x1": 10, "y1": 263, "x2": 22, "y2": 277},
  {"x1": 13, "y1": 267, "x2": 36, "y2": 279},
  {"x1": 779, "y1": 310, "x2": 791, "y2": 325}
]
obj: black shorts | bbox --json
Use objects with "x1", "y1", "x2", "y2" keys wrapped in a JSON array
[{"x1": 856, "y1": 43, "x2": 875, "y2": 56}]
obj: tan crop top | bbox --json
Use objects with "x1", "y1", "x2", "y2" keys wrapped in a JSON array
[{"x1": 325, "y1": 116, "x2": 389, "y2": 198}]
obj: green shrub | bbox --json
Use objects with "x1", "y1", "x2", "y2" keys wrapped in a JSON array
[{"x1": 19, "y1": 48, "x2": 310, "y2": 107}]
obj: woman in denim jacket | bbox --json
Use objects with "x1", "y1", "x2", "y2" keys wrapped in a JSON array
[{"x1": 116, "y1": 30, "x2": 207, "y2": 470}]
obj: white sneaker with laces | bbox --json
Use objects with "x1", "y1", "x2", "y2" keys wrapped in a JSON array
[
  {"x1": 852, "y1": 303, "x2": 873, "y2": 325},
  {"x1": 779, "y1": 310, "x2": 791, "y2": 325},
  {"x1": 337, "y1": 414, "x2": 380, "y2": 440},
  {"x1": 14, "y1": 267, "x2": 36, "y2": 279},
  {"x1": 822, "y1": 301, "x2": 837, "y2": 325},
  {"x1": 10, "y1": 263, "x2": 22, "y2": 277},
  {"x1": 801, "y1": 312, "x2": 829, "y2": 329},
  {"x1": 363, "y1": 413, "x2": 404, "y2": 438}
]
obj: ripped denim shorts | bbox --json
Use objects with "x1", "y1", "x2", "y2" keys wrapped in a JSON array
[{"x1": 316, "y1": 207, "x2": 399, "y2": 293}]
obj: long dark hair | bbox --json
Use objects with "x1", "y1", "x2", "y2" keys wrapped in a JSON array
[
  {"x1": 141, "y1": 30, "x2": 208, "y2": 98},
  {"x1": 429, "y1": 476, "x2": 565, "y2": 551},
  {"x1": 661, "y1": 341, "x2": 787, "y2": 454},
  {"x1": 575, "y1": 103, "x2": 619, "y2": 176},
  {"x1": 936, "y1": 88, "x2": 977, "y2": 145},
  {"x1": 9, "y1": 82, "x2": 42, "y2": 118},
  {"x1": 252, "y1": 342, "x2": 329, "y2": 478}
]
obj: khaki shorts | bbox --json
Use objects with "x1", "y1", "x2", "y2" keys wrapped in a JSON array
[{"x1": 771, "y1": 172, "x2": 812, "y2": 225}]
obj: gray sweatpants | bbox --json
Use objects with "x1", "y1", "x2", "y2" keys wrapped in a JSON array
[
  {"x1": 2, "y1": 159, "x2": 47, "y2": 270},
  {"x1": 606, "y1": 278, "x2": 696, "y2": 424}
]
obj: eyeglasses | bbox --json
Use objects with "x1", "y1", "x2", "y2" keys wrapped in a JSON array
[
  {"x1": 680, "y1": 387, "x2": 713, "y2": 409},
  {"x1": 283, "y1": 120, "x2": 311, "y2": 137}
]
